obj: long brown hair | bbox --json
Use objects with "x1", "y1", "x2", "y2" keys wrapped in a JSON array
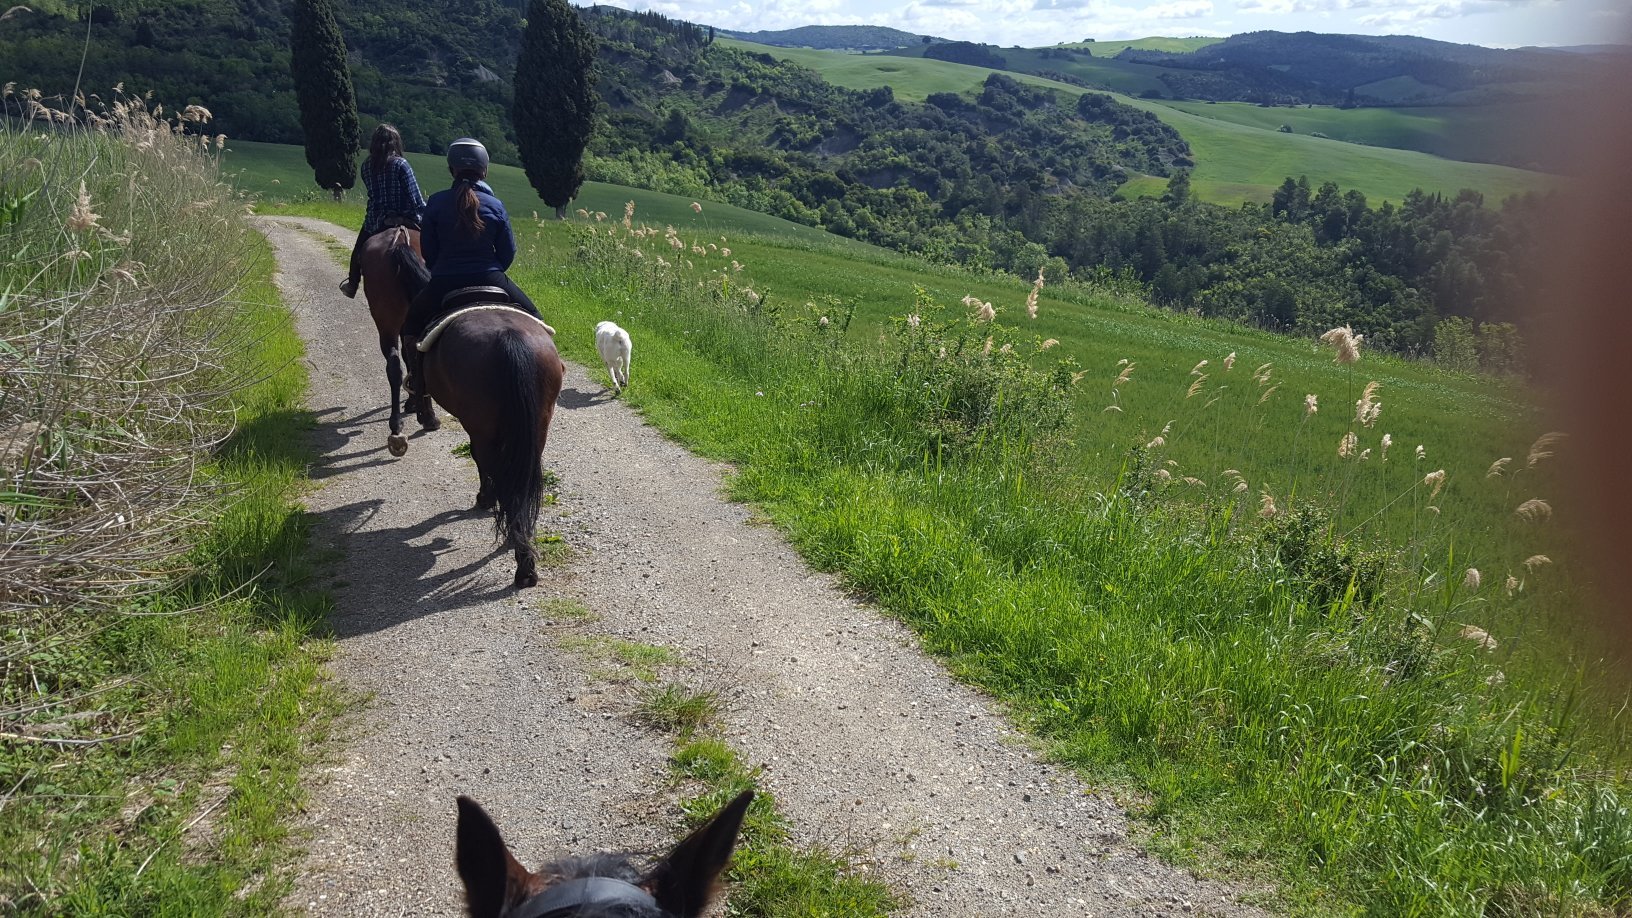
[
  {"x1": 453, "y1": 169, "x2": 487, "y2": 237},
  {"x1": 368, "y1": 123, "x2": 404, "y2": 176}
]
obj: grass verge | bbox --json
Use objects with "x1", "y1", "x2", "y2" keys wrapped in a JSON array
[{"x1": 0, "y1": 228, "x2": 339, "y2": 914}]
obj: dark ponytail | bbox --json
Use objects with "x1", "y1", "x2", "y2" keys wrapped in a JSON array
[
  {"x1": 453, "y1": 170, "x2": 486, "y2": 237},
  {"x1": 369, "y1": 123, "x2": 404, "y2": 177}
]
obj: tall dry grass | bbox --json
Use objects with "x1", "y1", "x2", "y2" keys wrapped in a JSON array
[{"x1": 1, "y1": 86, "x2": 262, "y2": 743}]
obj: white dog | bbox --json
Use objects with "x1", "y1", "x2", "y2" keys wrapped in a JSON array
[{"x1": 594, "y1": 321, "x2": 632, "y2": 393}]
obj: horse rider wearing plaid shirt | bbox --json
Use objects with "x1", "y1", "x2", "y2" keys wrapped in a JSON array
[{"x1": 339, "y1": 123, "x2": 427, "y2": 298}]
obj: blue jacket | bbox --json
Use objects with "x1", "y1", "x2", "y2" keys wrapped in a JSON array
[{"x1": 421, "y1": 182, "x2": 517, "y2": 277}]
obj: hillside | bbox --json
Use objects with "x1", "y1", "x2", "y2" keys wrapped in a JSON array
[
  {"x1": 1119, "y1": 30, "x2": 1607, "y2": 105},
  {"x1": 717, "y1": 24, "x2": 937, "y2": 50}
]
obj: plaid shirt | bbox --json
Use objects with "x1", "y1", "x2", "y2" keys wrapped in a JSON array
[{"x1": 360, "y1": 156, "x2": 426, "y2": 235}]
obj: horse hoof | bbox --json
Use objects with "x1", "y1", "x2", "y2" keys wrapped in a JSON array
[
  {"x1": 418, "y1": 413, "x2": 441, "y2": 432},
  {"x1": 387, "y1": 434, "x2": 409, "y2": 457},
  {"x1": 476, "y1": 493, "x2": 495, "y2": 511},
  {"x1": 513, "y1": 570, "x2": 538, "y2": 589}
]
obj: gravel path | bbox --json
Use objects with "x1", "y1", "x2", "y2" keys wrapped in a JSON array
[{"x1": 259, "y1": 217, "x2": 1266, "y2": 917}]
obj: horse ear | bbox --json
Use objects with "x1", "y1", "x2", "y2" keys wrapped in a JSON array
[
  {"x1": 455, "y1": 796, "x2": 530, "y2": 918},
  {"x1": 644, "y1": 790, "x2": 753, "y2": 918}
]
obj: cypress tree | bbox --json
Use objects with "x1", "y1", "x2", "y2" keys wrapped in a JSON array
[
  {"x1": 290, "y1": 0, "x2": 359, "y2": 199},
  {"x1": 514, "y1": 0, "x2": 598, "y2": 219}
]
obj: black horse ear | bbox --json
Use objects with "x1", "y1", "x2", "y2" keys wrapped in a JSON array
[
  {"x1": 456, "y1": 796, "x2": 529, "y2": 918},
  {"x1": 644, "y1": 789, "x2": 753, "y2": 918}
]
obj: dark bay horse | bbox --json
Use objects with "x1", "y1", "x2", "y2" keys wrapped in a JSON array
[
  {"x1": 389, "y1": 244, "x2": 565, "y2": 588},
  {"x1": 455, "y1": 790, "x2": 752, "y2": 918},
  {"x1": 358, "y1": 224, "x2": 435, "y2": 457}
]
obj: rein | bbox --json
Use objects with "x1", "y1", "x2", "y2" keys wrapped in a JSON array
[{"x1": 510, "y1": 876, "x2": 658, "y2": 918}]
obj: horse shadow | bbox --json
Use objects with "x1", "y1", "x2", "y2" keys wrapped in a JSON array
[
  {"x1": 305, "y1": 403, "x2": 440, "y2": 479},
  {"x1": 557, "y1": 385, "x2": 615, "y2": 411},
  {"x1": 317, "y1": 498, "x2": 516, "y2": 638}
]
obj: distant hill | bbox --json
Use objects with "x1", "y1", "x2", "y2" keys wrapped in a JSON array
[
  {"x1": 717, "y1": 24, "x2": 939, "y2": 51},
  {"x1": 1117, "y1": 30, "x2": 1608, "y2": 105}
]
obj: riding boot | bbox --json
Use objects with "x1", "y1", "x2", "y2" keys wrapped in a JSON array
[{"x1": 402, "y1": 336, "x2": 425, "y2": 406}]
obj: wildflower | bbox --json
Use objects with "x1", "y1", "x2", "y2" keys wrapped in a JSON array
[
  {"x1": 906, "y1": 313, "x2": 921, "y2": 329},
  {"x1": 1527, "y1": 432, "x2": 1565, "y2": 468},
  {"x1": 690, "y1": 201, "x2": 703, "y2": 214},
  {"x1": 983, "y1": 337, "x2": 994, "y2": 355},
  {"x1": 1252, "y1": 362, "x2": 1273, "y2": 384},
  {"x1": 1523, "y1": 554, "x2": 1551, "y2": 571},
  {"x1": 1423, "y1": 469, "x2": 1447, "y2": 500},
  {"x1": 1103, "y1": 404, "x2": 1123, "y2": 413},
  {"x1": 595, "y1": 211, "x2": 606, "y2": 222},
  {"x1": 1320, "y1": 325, "x2": 1363, "y2": 364},
  {"x1": 1187, "y1": 375, "x2": 1207, "y2": 398},
  {"x1": 1223, "y1": 351, "x2": 1236, "y2": 371},
  {"x1": 720, "y1": 247, "x2": 731, "y2": 257},
  {"x1": 1504, "y1": 575, "x2": 1519, "y2": 594},
  {"x1": 1380, "y1": 433, "x2": 1392, "y2": 460},
  {"x1": 1463, "y1": 568, "x2": 1481, "y2": 591},
  {"x1": 622, "y1": 200, "x2": 635, "y2": 228},
  {"x1": 961, "y1": 294, "x2": 981, "y2": 307},
  {"x1": 576, "y1": 208, "x2": 589, "y2": 218},
  {"x1": 1258, "y1": 383, "x2": 1280, "y2": 404},
  {"x1": 1114, "y1": 362, "x2": 1135, "y2": 388},
  {"x1": 1146, "y1": 435, "x2": 1166, "y2": 449},
  {"x1": 1338, "y1": 431, "x2": 1358, "y2": 459},
  {"x1": 1458, "y1": 625, "x2": 1498, "y2": 651},
  {"x1": 1154, "y1": 469, "x2": 1171, "y2": 482},
  {"x1": 973, "y1": 301, "x2": 996, "y2": 323},
  {"x1": 180, "y1": 103, "x2": 212, "y2": 123},
  {"x1": 819, "y1": 316, "x2": 830, "y2": 328},
  {"x1": 743, "y1": 288, "x2": 760, "y2": 304},
  {"x1": 1040, "y1": 338, "x2": 1059, "y2": 350},
  {"x1": 1486, "y1": 457, "x2": 1511, "y2": 478},
  {"x1": 1359, "y1": 448, "x2": 1371, "y2": 461},
  {"x1": 1486, "y1": 671, "x2": 1506, "y2": 687},
  {"x1": 1415, "y1": 444, "x2": 1426, "y2": 461},
  {"x1": 1514, "y1": 499, "x2": 1552, "y2": 522},
  {"x1": 1190, "y1": 359, "x2": 1208, "y2": 375},
  {"x1": 1182, "y1": 477, "x2": 1205, "y2": 488},
  {"x1": 214, "y1": 133, "x2": 227, "y2": 149},
  {"x1": 65, "y1": 181, "x2": 99, "y2": 232},
  {"x1": 1303, "y1": 393, "x2": 1318, "y2": 418}
]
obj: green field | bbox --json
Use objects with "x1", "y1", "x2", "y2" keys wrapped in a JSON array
[
  {"x1": 1054, "y1": 36, "x2": 1224, "y2": 55},
  {"x1": 1156, "y1": 99, "x2": 1558, "y2": 172},
  {"x1": 883, "y1": 43, "x2": 1174, "y2": 97},
  {"x1": 737, "y1": 40, "x2": 1552, "y2": 204}
]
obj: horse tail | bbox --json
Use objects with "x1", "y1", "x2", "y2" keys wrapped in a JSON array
[
  {"x1": 390, "y1": 238, "x2": 431, "y2": 301},
  {"x1": 490, "y1": 327, "x2": 544, "y2": 551}
]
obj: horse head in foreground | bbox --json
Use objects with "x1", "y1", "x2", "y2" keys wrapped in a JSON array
[
  {"x1": 455, "y1": 790, "x2": 753, "y2": 918},
  {"x1": 390, "y1": 245, "x2": 565, "y2": 588}
]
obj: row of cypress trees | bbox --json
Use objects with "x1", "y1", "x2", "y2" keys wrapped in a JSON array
[{"x1": 289, "y1": 0, "x2": 596, "y2": 215}]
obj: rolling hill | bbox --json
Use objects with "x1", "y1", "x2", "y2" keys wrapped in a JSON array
[
  {"x1": 717, "y1": 24, "x2": 938, "y2": 50},
  {"x1": 739, "y1": 40, "x2": 1550, "y2": 205}
]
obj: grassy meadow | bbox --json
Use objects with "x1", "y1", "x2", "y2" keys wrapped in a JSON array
[
  {"x1": 1053, "y1": 37, "x2": 1225, "y2": 55},
  {"x1": 1, "y1": 111, "x2": 336, "y2": 912},
  {"x1": 731, "y1": 39, "x2": 1552, "y2": 205},
  {"x1": 244, "y1": 138, "x2": 1629, "y2": 914}
]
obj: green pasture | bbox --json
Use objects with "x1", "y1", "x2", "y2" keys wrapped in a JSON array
[
  {"x1": 883, "y1": 43, "x2": 1174, "y2": 97},
  {"x1": 1053, "y1": 37, "x2": 1224, "y2": 55},
  {"x1": 735, "y1": 41, "x2": 1552, "y2": 204},
  {"x1": 1155, "y1": 99, "x2": 1557, "y2": 172}
]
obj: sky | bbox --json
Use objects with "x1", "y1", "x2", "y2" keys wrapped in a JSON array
[{"x1": 576, "y1": 0, "x2": 1627, "y2": 50}]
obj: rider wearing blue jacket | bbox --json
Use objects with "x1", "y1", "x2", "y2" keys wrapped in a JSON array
[{"x1": 400, "y1": 138, "x2": 543, "y2": 343}]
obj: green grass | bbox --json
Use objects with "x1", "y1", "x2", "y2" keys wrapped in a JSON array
[
  {"x1": 884, "y1": 42, "x2": 1174, "y2": 97},
  {"x1": 732, "y1": 40, "x2": 1552, "y2": 205},
  {"x1": 1154, "y1": 99, "x2": 1558, "y2": 173},
  {"x1": 636, "y1": 682, "x2": 723, "y2": 737},
  {"x1": 0, "y1": 228, "x2": 339, "y2": 913},
  {"x1": 1054, "y1": 37, "x2": 1225, "y2": 55}
]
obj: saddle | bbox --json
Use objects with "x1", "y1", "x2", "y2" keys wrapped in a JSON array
[{"x1": 416, "y1": 289, "x2": 556, "y2": 353}]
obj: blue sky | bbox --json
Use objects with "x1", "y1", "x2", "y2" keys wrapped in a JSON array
[{"x1": 579, "y1": 0, "x2": 1625, "y2": 49}]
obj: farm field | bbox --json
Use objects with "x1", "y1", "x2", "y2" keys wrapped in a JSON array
[
  {"x1": 737, "y1": 40, "x2": 1552, "y2": 204},
  {"x1": 237, "y1": 139, "x2": 1627, "y2": 914},
  {"x1": 1053, "y1": 37, "x2": 1224, "y2": 55},
  {"x1": 1155, "y1": 99, "x2": 1560, "y2": 172},
  {"x1": 883, "y1": 43, "x2": 1175, "y2": 97}
]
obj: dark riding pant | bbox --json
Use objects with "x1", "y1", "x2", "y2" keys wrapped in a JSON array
[{"x1": 401, "y1": 270, "x2": 542, "y2": 340}]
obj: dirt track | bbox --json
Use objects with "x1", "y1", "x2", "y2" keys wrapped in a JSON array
[{"x1": 258, "y1": 217, "x2": 1265, "y2": 917}]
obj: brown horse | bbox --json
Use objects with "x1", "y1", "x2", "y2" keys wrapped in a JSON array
[
  {"x1": 389, "y1": 243, "x2": 565, "y2": 588},
  {"x1": 358, "y1": 225, "x2": 437, "y2": 456},
  {"x1": 455, "y1": 790, "x2": 752, "y2": 918}
]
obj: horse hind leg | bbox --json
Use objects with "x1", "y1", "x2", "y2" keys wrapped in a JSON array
[
  {"x1": 469, "y1": 434, "x2": 497, "y2": 511},
  {"x1": 382, "y1": 333, "x2": 409, "y2": 456}
]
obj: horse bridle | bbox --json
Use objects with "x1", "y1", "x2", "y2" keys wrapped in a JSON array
[{"x1": 510, "y1": 876, "x2": 659, "y2": 918}]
